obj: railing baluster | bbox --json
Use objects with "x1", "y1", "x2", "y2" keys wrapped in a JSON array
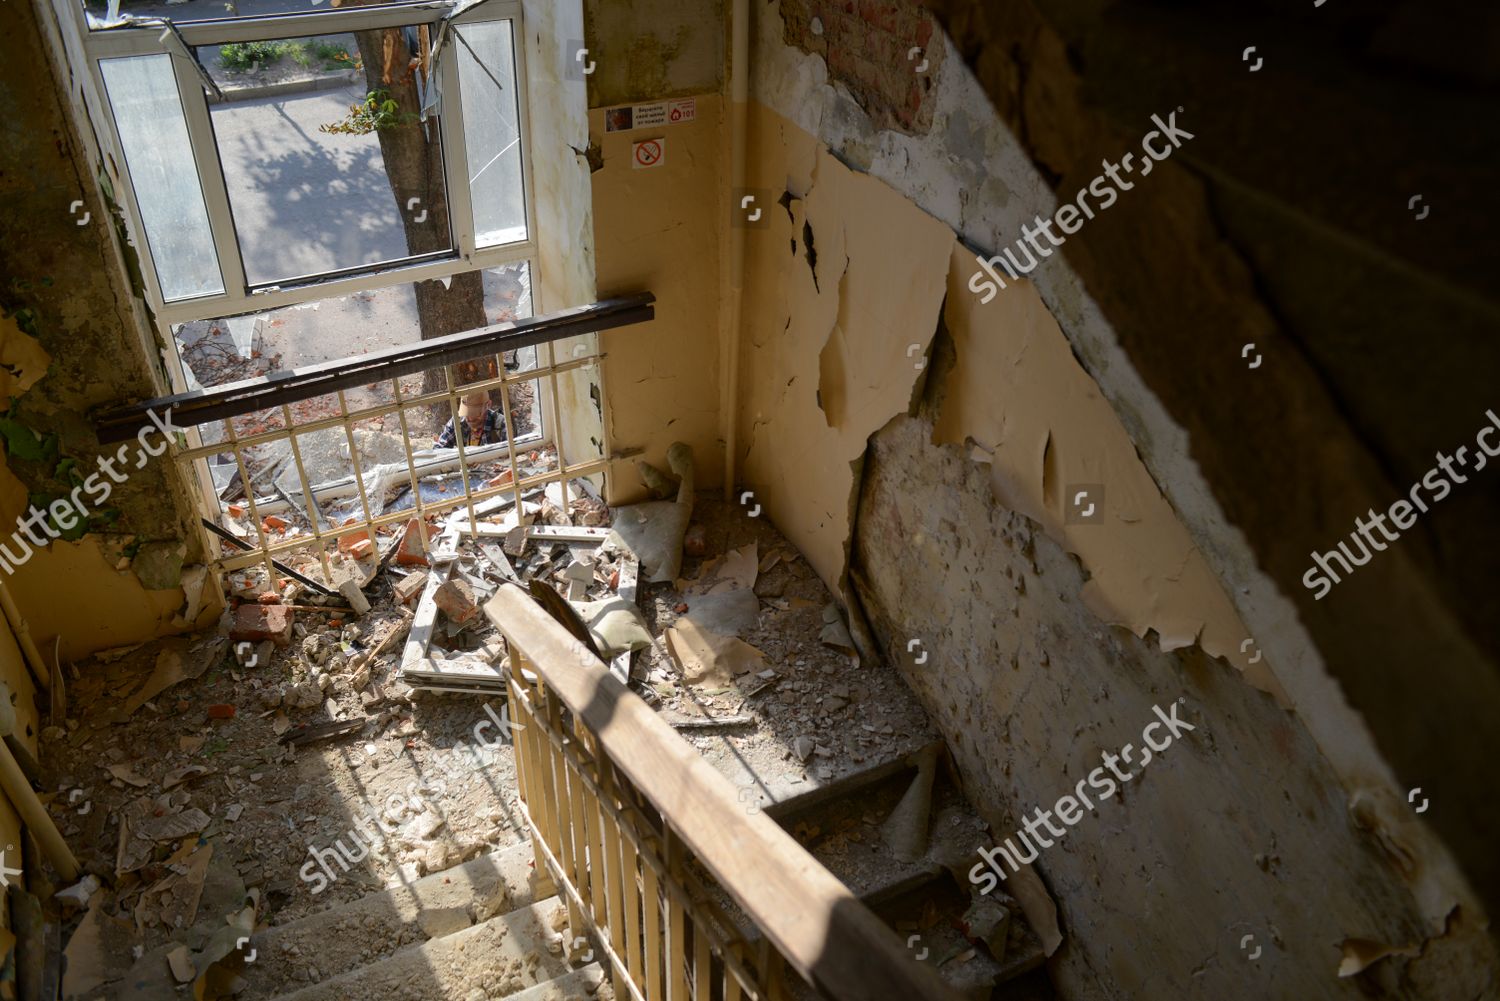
[
  {"x1": 694, "y1": 920, "x2": 713, "y2": 999},
  {"x1": 623, "y1": 831, "x2": 646, "y2": 994},
  {"x1": 643, "y1": 860, "x2": 665, "y2": 1001},
  {"x1": 666, "y1": 834, "x2": 690, "y2": 1001},
  {"x1": 484, "y1": 585, "x2": 962, "y2": 1001}
]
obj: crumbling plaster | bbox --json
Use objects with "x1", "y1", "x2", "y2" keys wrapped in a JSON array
[
  {"x1": 855, "y1": 408, "x2": 1496, "y2": 999},
  {"x1": 1, "y1": 0, "x2": 218, "y2": 660},
  {"x1": 735, "y1": 0, "x2": 1497, "y2": 993}
]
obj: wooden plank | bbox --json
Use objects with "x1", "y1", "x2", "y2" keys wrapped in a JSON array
[
  {"x1": 622, "y1": 833, "x2": 646, "y2": 994},
  {"x1": 402, "y1": 656, "x2": 508, "y2": 683},
  {"x1": 724, "y1": 944, "x2": 745, "y2": 1001},
  {"x1": 567, "y1": 753, "x2": 593, "y2": 929},
  {"x1": 482, "y1": 584, "x2": 960, "y2": 1001},
  {"x1": 667, "y1": 875, "x2": 689, "y2": 1001},
  {"x1": 694, "y1": 920, "x2": 713, "y2": 999},
  {"x1": 643, "y1": 861, "x2": 664, "y2": 1001},
  {"x1": 599, "y1": 790, "x2": 630, "y2": 1001},
  {"x1": 479, "y1": 543, "x2": 520, "y2": 582},
  {"x1": 588, "y1": 780, "x2": 610, "y2": 930}
]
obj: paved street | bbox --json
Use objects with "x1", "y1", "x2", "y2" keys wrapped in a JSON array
[{"x1": 209, "y1": 83, "x2": 417, "y2": 284}]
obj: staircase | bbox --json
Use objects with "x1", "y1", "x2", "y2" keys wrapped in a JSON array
[
  {"x1": 243, "y1": 844, "x2": 608, "y2": 1001},
  {"x1": 224, "y1": 585, "x2": 1050, "y2": 1001}
]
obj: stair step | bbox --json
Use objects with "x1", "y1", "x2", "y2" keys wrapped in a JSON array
[
  {"x1": 503, "y1": 962, "x2": 608, "y2": 1000},
  {"x1": 263, "y1": 897, "x2": 576, "y2": 1001},
  {"x1": 244, "y1": 842, "x2": 541, "y2": 998}
]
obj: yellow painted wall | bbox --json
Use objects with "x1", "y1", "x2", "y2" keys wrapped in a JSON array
[{"x1": 590, "y1": 94, "x2": 726, "y2": 502}]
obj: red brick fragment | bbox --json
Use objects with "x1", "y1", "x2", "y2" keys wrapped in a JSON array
[
  {"x1": 433, "y1": 578, "x2": 478, "y2": 624},
  {"x1": 396, "y1": 518, "x2": 430, "y2": 567},
  {"x1": 230, "y1": 603, "x2": 294, "y2": 647},
  {"x1": 207, "y1": 704, "x2": 236, "y2": 719}
]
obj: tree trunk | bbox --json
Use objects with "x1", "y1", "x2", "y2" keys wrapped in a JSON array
[{"x1": 350, "y1": 24, "x2": 496, "y2": 398}]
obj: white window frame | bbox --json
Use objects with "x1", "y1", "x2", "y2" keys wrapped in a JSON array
[{"x1": 68, "y1": 0, "x2": 540, "y2": 335}]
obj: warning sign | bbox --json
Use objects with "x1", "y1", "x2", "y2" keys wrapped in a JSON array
[
  {"x1": 632, "y1": 138, "x2": 664, "y2": 169},
  {"x1": 632, "y1": 102, "x2": 667, "y2": 128},
  {"x1": 604, "y1": 98, "x2": 699, "y2": 132}
]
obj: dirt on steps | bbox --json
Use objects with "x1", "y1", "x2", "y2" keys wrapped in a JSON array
[
  {"x1": 264, "y1": 897, "x2": 589, "y2": 1001},
  {"x1": 241, "y1": 842, "x2": 541, "y2": 997}
]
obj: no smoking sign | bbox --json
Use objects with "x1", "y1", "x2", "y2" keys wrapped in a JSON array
[{"x1": 632, "y1": 138, "x2": 664, "y2": 169}]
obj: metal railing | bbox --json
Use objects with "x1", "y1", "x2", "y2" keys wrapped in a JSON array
[
  {"x1": 93, "y1": 294, "x2": 653, "y2": 591},
  {"x1": 486, "y1": 584, "x2": 961, "y2": 1001}
]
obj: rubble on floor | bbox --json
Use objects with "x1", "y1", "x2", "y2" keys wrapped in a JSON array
[{"x1": 43, "y1": 442, "x2": 953, "y2": 997}]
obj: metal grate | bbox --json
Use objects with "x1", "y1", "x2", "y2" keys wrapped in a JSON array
[{"x1": 95, "y1": 293, "x2": 653, "y2": 592}]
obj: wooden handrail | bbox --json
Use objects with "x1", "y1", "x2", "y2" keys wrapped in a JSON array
[{"x1": 484, "y1": 583, "x2": 961, "y2": 1001}]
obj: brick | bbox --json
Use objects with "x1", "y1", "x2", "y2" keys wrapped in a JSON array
[
  {"x1": 394, "y1": 570, "x2": 430, "y2": 605},
  {"x1": 683, "y1": 524, "x2": 709, "y2": 558},
  {"x1": 230, "y1": 603, "x2": 294, "y2": 647},
  {"x1": 347, "y1": 538, "x2": 374, "y2": 560},
  {"x1": 338, "y1": 527, "x2": 375, "y2": 554},
  {"x1": 263, "y1": 514, "x2": 289, "y2": 531},
  {"x1": 433, "y1": 578, "x2": 478, "y2": 624},
  {"x1": 396, "y1": 518, "x2": 430, "y2": 567}
]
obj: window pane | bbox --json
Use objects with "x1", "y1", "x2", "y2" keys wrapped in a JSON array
[
  {"x1": 200, "y1": 29, "x2": 453, "y2": 286},
  {"x1": 100, "y1": 54, "x2": 224, "y2": 301},
  {"x1": 172, "y1": 261, "x2": 533, "y2": 390},
  {"x1": 84, "y1": 0, "x2": 415, "y2": 29},
  {"x1": 454, "y1": 20, "x2": 528, "y2": 248}
]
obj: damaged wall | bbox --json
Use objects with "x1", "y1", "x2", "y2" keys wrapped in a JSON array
[
  {"x1": 916, "y1": 0, "x2": 1500, "y2": 914},
  {"x1": 1, "y1": 0, "x2": 217, "y2": 659},
  {"x1": 586, "y1": 0, "x2": 729, "y2": 503},
  {"x1": 735, "y1": 0, "x2": 1498, "y2": 995},
  {"x1": 521, "y1": 0, "x2": 607, "y2": 487}
]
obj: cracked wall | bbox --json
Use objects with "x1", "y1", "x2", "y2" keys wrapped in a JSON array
[
  {"x1": 1, "y1": 0, "x2": 216, "y2": 660},
  {"x1": 735, "y1": 0, "x2": 1499, "y2": 996}
]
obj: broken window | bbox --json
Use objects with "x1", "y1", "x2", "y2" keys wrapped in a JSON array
[
  {"x1": 73, "y1": 0, "x2": 536, "y2": 331},
  {"x1": 98, "y1": 53, "x2": 224, "y2": 301}
]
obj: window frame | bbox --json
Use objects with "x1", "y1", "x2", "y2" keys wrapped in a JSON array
[{"x1": 74, "y1": 0, "x2": 539, "y2": 331}]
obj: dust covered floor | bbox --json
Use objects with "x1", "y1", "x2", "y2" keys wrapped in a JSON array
[
  {"x1": 41, "y1": 584, "x2": 530, "y2": 997},
  {"x1": 42, "y1": 488, "x2": 940, "y2": 997},
  {"x1": 631, "y1": 491, "x2": 937, "y2": 809}
]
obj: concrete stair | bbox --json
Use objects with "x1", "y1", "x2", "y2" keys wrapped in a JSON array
[{"x1": 239, "y1": 842, "x2": 609, "y2": 1001}]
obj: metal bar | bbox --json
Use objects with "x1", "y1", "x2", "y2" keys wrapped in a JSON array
[
  {"x1": 168, "y1": 348, "x2": 594, "y2": 462},
  {"x1": 95, "y1": 294, "x2": 654, "y2": 443},
  {"x1": 199, "y1": 518, "x2": 332, "y2": 594},
  {"x1": 391, "y1": 375, "x2": 434, "y2": 558},
  {"x1": 168, "y1": 350, "x2": 588, "y2": 459},
  {"x1": 209, "y1": 456, "x2": 610, "y2": 571},
  {"x1": 280, "y1": 403, "x2": 336, "y2": 584}
]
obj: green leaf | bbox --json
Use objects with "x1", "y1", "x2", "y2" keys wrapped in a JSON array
[{"x1": 0, "y1": 419, "x2": 55, "y2": 462}]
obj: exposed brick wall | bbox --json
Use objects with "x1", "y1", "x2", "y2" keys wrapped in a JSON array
[{"x1": 778, "y1": 0, "x2": 942, "y2": 134}]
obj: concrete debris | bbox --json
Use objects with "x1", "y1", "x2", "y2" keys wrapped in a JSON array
[
  {"x1": 434, "y1": 578, "x2": 480, "y2": 624},
  {"x1": 54, "y1": 874, "x2": 101, "y2": 910},
  {"x1": 338, "y1": 577, "x2": 372, "y2": 616},
  {"x1": 393, "y1": 570, "x2": 430, "y2": 604},
  {"x1": 166, "y1": 944, "x2": 196, "y2": 983},
  {"x1": 963, "y1": 896, "x2": 1013, "y2": 963}
]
